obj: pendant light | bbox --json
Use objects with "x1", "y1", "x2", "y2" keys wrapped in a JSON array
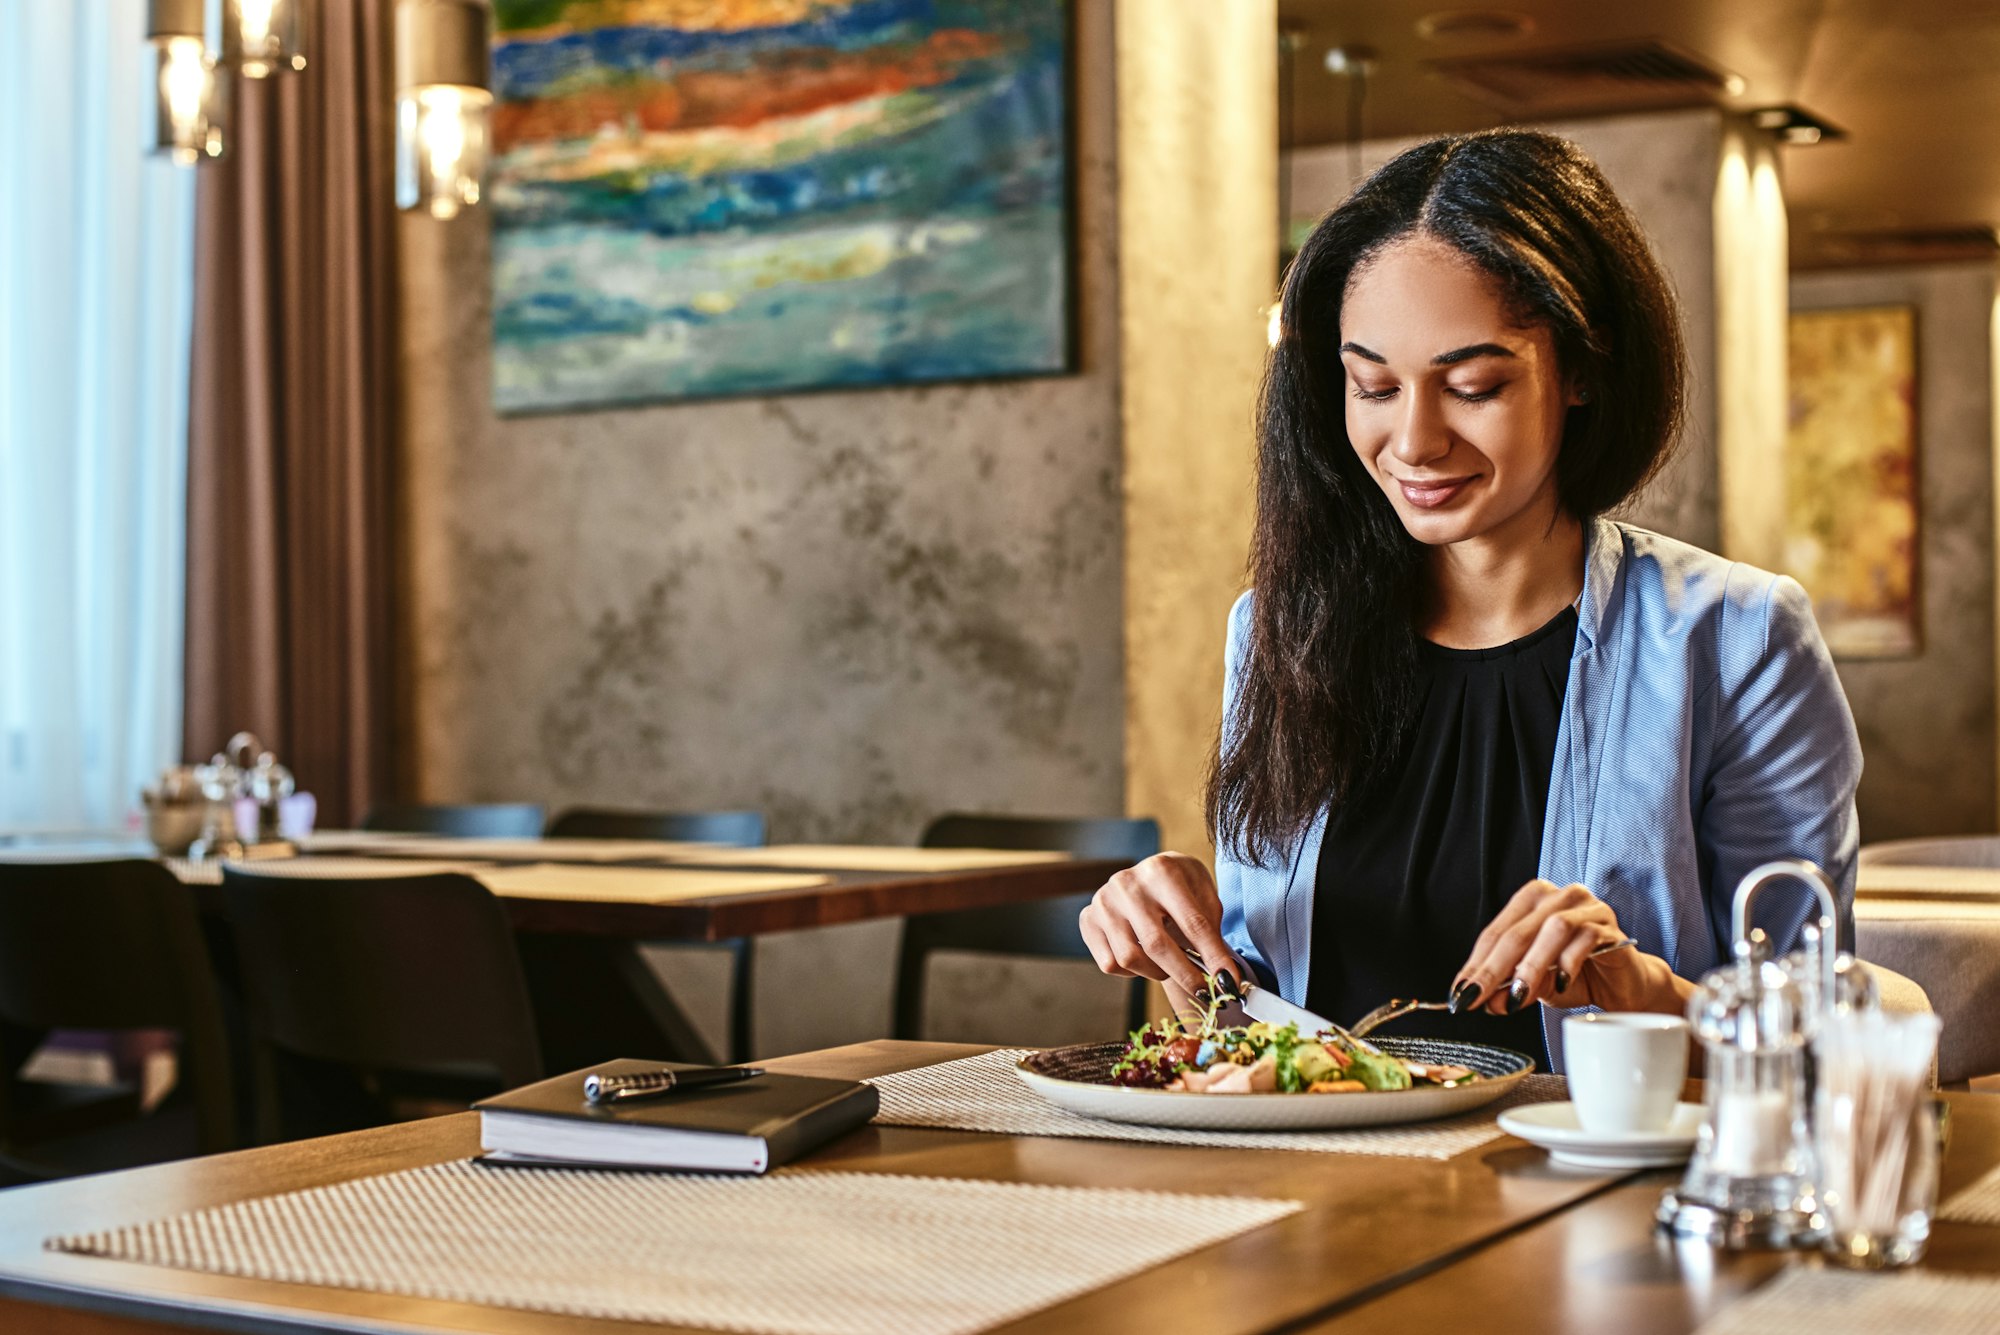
[
  {"x1": 395, "y1": 0, "x2": 493, "y2": 220},
  {"x1": 146, "y1": 0, "x2": 229, "y2": 163},
  {"x1": 221, "y1": 0, "x2": 307, "y2": 79}
]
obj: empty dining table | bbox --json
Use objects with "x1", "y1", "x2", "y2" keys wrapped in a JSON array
[
  {"x1": 158, "y1": 838, "x2": 1128, "y2": 1070},
  {"x1": 162, "y1": 836, "x2": 1118, "y2": 940}
]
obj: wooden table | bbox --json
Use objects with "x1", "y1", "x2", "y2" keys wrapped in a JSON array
[
  {"x1": 160, "y1": 843, "x2": 1125, "y2": 1069},
  {"x1": 485, "y1": 852, "x2": 1122, "y2": 1068},
  {"x1": 1304, "y1": 1090, "x2": 2000, "y2": 1334},
  {"x1": 6, "y1": 1041, "x2": 1993, "y2": 1335},
  {"x1": 0, "y1": 1041, "x2": 1615, "y2": 1335},
  {"x1": 166, "y1": 841, "x2": 1127, "y2": 943}
]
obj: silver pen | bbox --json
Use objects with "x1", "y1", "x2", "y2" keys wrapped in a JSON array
[{"x1": 583, "y1": 1066, "x2": 766, "y2": 1104}]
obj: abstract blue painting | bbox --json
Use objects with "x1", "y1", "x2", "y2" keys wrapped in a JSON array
[{"x1": 489, "y1": 0, "x2": 1073, "y2": 412}]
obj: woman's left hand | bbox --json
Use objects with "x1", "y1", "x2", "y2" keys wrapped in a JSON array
[{"x1": 1453, "y1": 879, "x2": 1688, "y2": 1016}]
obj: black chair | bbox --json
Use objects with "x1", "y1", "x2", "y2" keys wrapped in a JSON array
[
  {"x1": 360, "y1": 803, "x2": 546, "y2": 838},
  {"x1": 548, "y1": 807, "x2": 766, "y2": 847},
  {"x1": 0, "y1": 860, "x2": 235, "y2": 1180},
  {"x1": 549, "y1": 807, "x2": 767, "y2": 1065},
  {"x1": 893, "y1": 814, "x2": 1160, "y2": 1041},
  {"x1": 222, "y1": 867, "x2": 543, "y2": 1142}
]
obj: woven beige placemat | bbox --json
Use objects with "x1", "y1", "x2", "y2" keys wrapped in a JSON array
[
  {"x1": 48, "y1": 1162, "x2": 1300, "y2": 1335},
  {"x1": 871, "y1": 1048, "x2": 1564, "y2": 1159},
  {"x1": 169, "y1": 857, "x2": 496, "y2": 886},
  {"x1": 164, "y1": 858, "x2": 220, "y2": 885},
  {"x1": 302, "y1": 834, "x2": 720, "y2": 863},
  {"x1": 661, "y1": 844, "x2": 1071, "y2": 872},
  {"x1": 1694, "y1": 1265, "x2": 2000, "y2": 1335},
  {"x1": 473, "y1": 863, "x2": 830, "y2": 903},
  {"x1": 167, "y1": 859, "x2": 826, "y2": 903},
  {"x1": 1938, "y1": 1161, "x2": 2000, "y2": 1224}
]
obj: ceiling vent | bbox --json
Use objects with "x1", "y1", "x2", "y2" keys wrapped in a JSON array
[{"x1": 1426, "y1": 38, "x2": 1742, "y2": 115}]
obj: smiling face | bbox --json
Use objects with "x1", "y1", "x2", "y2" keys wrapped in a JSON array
[{"x1": 1338, "y1": 232, "x2": 1579, "y2": 549}]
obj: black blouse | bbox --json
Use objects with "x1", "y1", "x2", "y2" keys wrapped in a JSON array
[{"x1": 1303, "y1": 604, "x2": 1580, "y2": 1061}]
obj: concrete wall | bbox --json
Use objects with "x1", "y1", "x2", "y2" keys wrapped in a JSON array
[
  {"x1": 395, "y1": 3, "x2": 1278, "y2": 1056},
  {"x1": 1791, "y1": 264, "x2": 2000, "y2": 841},
  {"x1": 400, "y1": 14, "x2": 1126, "y2": 851},
  {"x1": 398, "y1": 6, "x2": 1126, "y2": 1056},
  {"x1": 1286, "y1": 109, "x2": 1727, "y2": 549}
]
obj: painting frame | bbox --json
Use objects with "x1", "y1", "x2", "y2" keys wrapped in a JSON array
[
  {"x1": 487, "y1": 0, "x2": 1081, "y2": 417},
  {"x1": 1783, "y1": 302, "x2": 1922, "y2": 660}
]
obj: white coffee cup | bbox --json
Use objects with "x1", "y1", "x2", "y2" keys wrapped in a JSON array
[{"x1": 1563, "y1": 1012, "x2": 1689, "y2": 1135}]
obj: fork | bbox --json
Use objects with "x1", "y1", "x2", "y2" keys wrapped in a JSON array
[
  {"x1": 1348, "y1": 997, "x2": 1452, "y2": 1038},
  {"x1": 1348, "y1": 936, "x2": 1641, "y2": 1038}
]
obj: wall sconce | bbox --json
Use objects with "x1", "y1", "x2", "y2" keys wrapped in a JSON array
[
  {"x1": 222, "y1": 0, "x2": 308, "y2": 79},
  {"x1": 147, "y1": 0, "x2": 230, "y2": 163},
  {"x1": 395, "y1": 0, "x2": 493, "y2": 220},
  {"x1": 1751, "y1": 105, "x2": 1846, "y2": 147}
]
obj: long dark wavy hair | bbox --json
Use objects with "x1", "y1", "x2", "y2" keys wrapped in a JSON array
[{"x1": 1208, "y1": 129, "x2": 1687, "y2": 865}]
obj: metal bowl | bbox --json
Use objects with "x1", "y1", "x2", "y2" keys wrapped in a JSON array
[{"x1": 144, "y1": 802, "x2": 208, "y2": 856}]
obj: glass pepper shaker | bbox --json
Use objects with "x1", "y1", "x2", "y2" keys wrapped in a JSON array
[{"x1": 1658, "y1": 859, "x2": 1841, "y2": 1249}]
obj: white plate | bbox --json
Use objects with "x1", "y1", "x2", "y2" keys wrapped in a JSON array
[
  {"x1": 1497, "y1": 1100, "x2": 1704, "y2": 1168},
  {"x1": 1015, "y1": 1038, "x2": 1534, "y2": 1132}
]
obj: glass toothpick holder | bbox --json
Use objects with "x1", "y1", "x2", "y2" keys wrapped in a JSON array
[
  {"x1": 1814, "y1": 1007, "x2": 1941, "y2": 1268},
  {"x1": 1659, "y1": 859, "x2": 1841, "y2": 1248}
]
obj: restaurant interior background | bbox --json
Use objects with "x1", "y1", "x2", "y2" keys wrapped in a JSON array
[{"x1": 7, "y1": 0, "x2": 2000, "y2": 1063}]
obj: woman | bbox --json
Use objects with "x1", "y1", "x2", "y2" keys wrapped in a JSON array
[{"x1": 1080, "y1": 129, "x2": 1861, "y2": 1068}]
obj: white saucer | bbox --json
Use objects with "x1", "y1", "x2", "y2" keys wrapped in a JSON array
[{"x1": 1497, "y1": 1100, "x2": 1704, "y2": 1169}]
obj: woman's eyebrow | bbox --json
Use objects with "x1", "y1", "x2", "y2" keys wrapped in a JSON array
[
  {"x1": 1337, "y1": 341, "x2": 1517, "y2": 366},
  {"x1": 1432, "y1": 343, "x2": 1516, "y2": 366}
]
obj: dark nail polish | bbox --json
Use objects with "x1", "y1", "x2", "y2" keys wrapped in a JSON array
[
  {"x1": 1504, "y1": 978, "x2": 1531, "y2": 1014},
  {"x1": 1449, "y1": 979, "x2": 1483, "y2": 1015},
  {"x1": 1214, "y1": 969, "x2": 1239, "y2": 998},
  {"x1": 1553, "y1": 967, "x2": 1572, "y2": 995}
]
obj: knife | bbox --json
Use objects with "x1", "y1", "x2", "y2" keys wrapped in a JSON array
[{"x1": 1180, "y1": 947, "x2": 1385, "y2": 1055}]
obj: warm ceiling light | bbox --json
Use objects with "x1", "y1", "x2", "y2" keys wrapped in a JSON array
[
  {"x1": 146, "y1": 0, "x2": 229, "y2": 163},
  {"x1": 395, "y1": 0, "x2": 493, "y2": 220},
  {"x1": 1750, "y1": 105, "x2": 1845, "y2": 146},
  {"x1": 223, "y1": 0, "x2": 306, "y2": 78},
  {"x1": 1414, "y1": 10, "x2": 1535, "y2": 42},
  {"x1": 1324, "y1": 45, "x2": 1378, "y2": 77}
]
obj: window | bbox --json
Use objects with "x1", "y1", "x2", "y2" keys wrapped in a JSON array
[{"x1": 0, "y1": 0, "x2": 194, "y2": 833}]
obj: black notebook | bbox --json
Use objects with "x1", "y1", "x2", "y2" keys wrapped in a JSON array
[{"x1": 473, "y1": 1059, "x2": 879, "y2": 1174}]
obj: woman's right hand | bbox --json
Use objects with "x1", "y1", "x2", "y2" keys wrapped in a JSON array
[{"x1": 1078, "y1": 852, "x2": 1245, "y2": 999}]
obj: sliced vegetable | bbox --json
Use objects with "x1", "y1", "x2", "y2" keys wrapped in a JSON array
[{"x1": 1108, "y1": 972, "x2": 1477, "y2": 1095}]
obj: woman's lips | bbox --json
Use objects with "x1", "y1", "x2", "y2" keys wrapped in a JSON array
[{"x1": 1397, "y1": 476, "x2": 1476, "y2": 509}]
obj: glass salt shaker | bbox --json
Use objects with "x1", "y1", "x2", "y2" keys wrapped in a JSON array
[
  {"x1": 1659, "y1": 860, "x2": 1841, "y2": 1248},
  {"x1": 186, "y1": 750, "x2": 247, "y2": 862}
]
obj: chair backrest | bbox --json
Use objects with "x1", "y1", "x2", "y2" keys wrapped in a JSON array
[
  {"x1": 0, "y1": 860, "x2": 234, "y2": 1154},
  {"x1": 895, "y1": 814, "x2": 1160, "y2": 1039},
  {"x1": 360, "y1": 803, "x2": 546, "y2": 838},
  {"x1": 221, "y1": 868, "x2": 543, "y2": 1098},
  {"x1": 920, "y1": 813, "x2": 1161, "y2": 864},
  {"x1": 548, "y1": 807, "x2": 766, "y2": 847}
]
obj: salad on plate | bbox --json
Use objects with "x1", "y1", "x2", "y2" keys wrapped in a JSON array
[{"x1": 1110, "y1": 979, "x2": 1478, "y2": 1094}]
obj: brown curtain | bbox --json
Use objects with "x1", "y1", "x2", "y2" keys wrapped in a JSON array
[{"x1": 184, "y1": 1, "x2": 399, "y2": 828}]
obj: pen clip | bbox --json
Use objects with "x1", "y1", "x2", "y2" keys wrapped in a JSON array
[
  {"x1": 584, "y1": 1070, "x2": 676, "y2": 1104},
  {"x1": 582, "y1": 1066, "x2": 765, "y2": 1105}
]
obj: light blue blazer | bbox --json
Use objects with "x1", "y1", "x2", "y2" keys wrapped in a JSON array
[{"x1": 1216, "y1": 518, "x2": 1864, "y2": 1069}]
